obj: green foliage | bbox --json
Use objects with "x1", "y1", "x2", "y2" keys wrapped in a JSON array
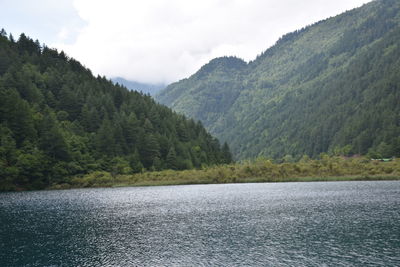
[
  {"x1": 221, "y1": 142, "x2": 233, "y2": 164},
  {"x1": 140, "y1": 134, "x2": 160, "y2": 168},
  {"x1": 66, "y1": 156, "x2": 400, "y2": 189},
  {"x1": 166, "y1": 146, "x2": 178, "y2": 170},
  {"x1": 0, "y1": 31, "x2": 232, "y2": 191},
  {"x1": 157, "y1": 0, "x2": 400, "y2": 160}
]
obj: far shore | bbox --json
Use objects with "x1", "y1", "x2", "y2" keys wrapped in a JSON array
[
  {"x1": 47, "y1": 174, "x2": 400, "y2": 191},
  {"x1": 48, "y1": 156, "x2": 400, "y2": 190},
  {"x1": 3, "y1": 156, "x2": 399, "y2": 192}
]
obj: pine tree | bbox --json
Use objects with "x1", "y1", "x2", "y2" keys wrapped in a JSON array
[
  {"x1": 140, "y1": 134, "x2": 160, "y2": 168},
  {"x1": 143, "y1": 118, "x2": 154, "y2": 133},
  {"x1": 128, "y1": 149, "x2": 144, "y2": 173},
  {"x1": 0, "y1": 88, "x2": 37, "y2": 146},
  {"x1": 123, "y1": 113, "x2": 140, "y2": 149},
  {"x1": 0, "y1": 29, "x2": 6, "y2": 37},
  {"x1": 177, "y1": 121, "x2": 190, "y2": 142},
  {"x1": 166, "y1": 146, "x2": 178, "y2": 170},
  {"x1": 39, "y1": 111, "x2": 70, "y2": 161},
  {"x1": 96, "y1": 118, "x2": 116, "y2": 156}
]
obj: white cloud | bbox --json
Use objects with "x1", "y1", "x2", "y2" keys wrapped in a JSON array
[
  {"x1": 1, "y1": 0, "x2": 85, "y2": 45},
  {"x1": 54, "y1": 0, "x2": 372, "y2": 84}
]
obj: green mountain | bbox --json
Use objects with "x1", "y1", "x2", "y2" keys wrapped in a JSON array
[
  {"x1": 157, "y1": 0, "x2": 400, "y2": 160},
  {"x1": 0, "y1": 30, "x2": 232, "y2": 190}
]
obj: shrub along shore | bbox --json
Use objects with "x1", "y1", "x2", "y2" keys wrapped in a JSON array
[{"x1": 49, "y1": 156, "x2": 400, "y2": 190}]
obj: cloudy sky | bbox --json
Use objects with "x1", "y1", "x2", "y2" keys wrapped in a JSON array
[{"x1": 1, "y1": 0, "x2": 372, "y2": 85}]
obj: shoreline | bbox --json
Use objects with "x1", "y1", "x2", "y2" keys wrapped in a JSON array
[
  {"x1": 47, "y1": 175, "x2": 400, "y2": 191},
  {"x1": 4, "y1": 157, "x2": 400, "y2": 192}
]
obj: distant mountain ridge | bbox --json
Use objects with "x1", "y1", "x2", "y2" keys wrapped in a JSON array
[
  {"x1": 156, "y1": 0, "x2": 400, "y2": 160},
  {"x1": 112, "y1": 77, "x2": 165, "y2": 96}
]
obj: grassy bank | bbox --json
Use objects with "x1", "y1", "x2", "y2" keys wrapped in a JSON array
[{"x1": 50, "y1": 156, "x2": 400, "y2": 189}]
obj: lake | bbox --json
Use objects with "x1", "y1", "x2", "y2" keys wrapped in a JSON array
[{"x1": 1, "y1": 181, "x2": 399, "y2": 266}]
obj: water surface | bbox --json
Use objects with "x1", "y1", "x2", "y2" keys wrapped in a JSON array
[{"x1": 1, "y1": 181, "x2": 399, "y2": 266}]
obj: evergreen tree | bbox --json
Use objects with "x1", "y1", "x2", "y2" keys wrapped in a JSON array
[
  {"x1": 123, "y1": 113, "x2": 140, "y2": 149},
  {"x1": 0, "y1": 88, "x2": 36, "y2": 145},
  {"x1": 140, "y1": 134, "x2": 160, "y2": 168},
  {"x1": 96, "y1": 118, "x2": 115, "y2": 156},
  {"x1": 0, "y1": 29, "x2": 6, "y2": 37},
  {"x1": 128, "y1": 149, "x2": 144, "y2": 173},
  {"x1": 177, "y1": 121, "x2": 190, "y2": 142},
  {"x1": 39, "y1": 111, "x2": 69, "y2": 161},
  {"x1": 166, "y1": 146, "x2": 178, "y2": 170}
]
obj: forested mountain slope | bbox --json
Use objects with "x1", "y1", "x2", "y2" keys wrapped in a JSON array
[
  {"x1": 157, "y1": 0, "x2": 400, "y2": 160},
  {"x1": 0, "y1": 31, "x2": 232, "y2": 190}
]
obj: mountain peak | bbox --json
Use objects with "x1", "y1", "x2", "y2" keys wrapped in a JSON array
[{"x1": 196, "y1": 56, "x2": 247, "y2": 77}]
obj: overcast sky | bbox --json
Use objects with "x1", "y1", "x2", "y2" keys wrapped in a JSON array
[{"x1": 1, "y1": 0, "x2": 372, "y2": 85}]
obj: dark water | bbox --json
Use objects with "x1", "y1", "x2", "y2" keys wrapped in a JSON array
[{"x1": 1, "y1": 181, "x2": 399, "y2": 266}]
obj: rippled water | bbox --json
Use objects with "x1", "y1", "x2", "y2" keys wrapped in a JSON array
[{"x1": 1, "y1": 181, "x2": 399, "y2": 266}]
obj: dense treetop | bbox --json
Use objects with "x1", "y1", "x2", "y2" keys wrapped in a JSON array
[
  {"x1": 157, "y1": 0, "x2": 400, "y2": 160},
  {"x1": 0, "y1": 30, "x2": 232, "y2": 190}
]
